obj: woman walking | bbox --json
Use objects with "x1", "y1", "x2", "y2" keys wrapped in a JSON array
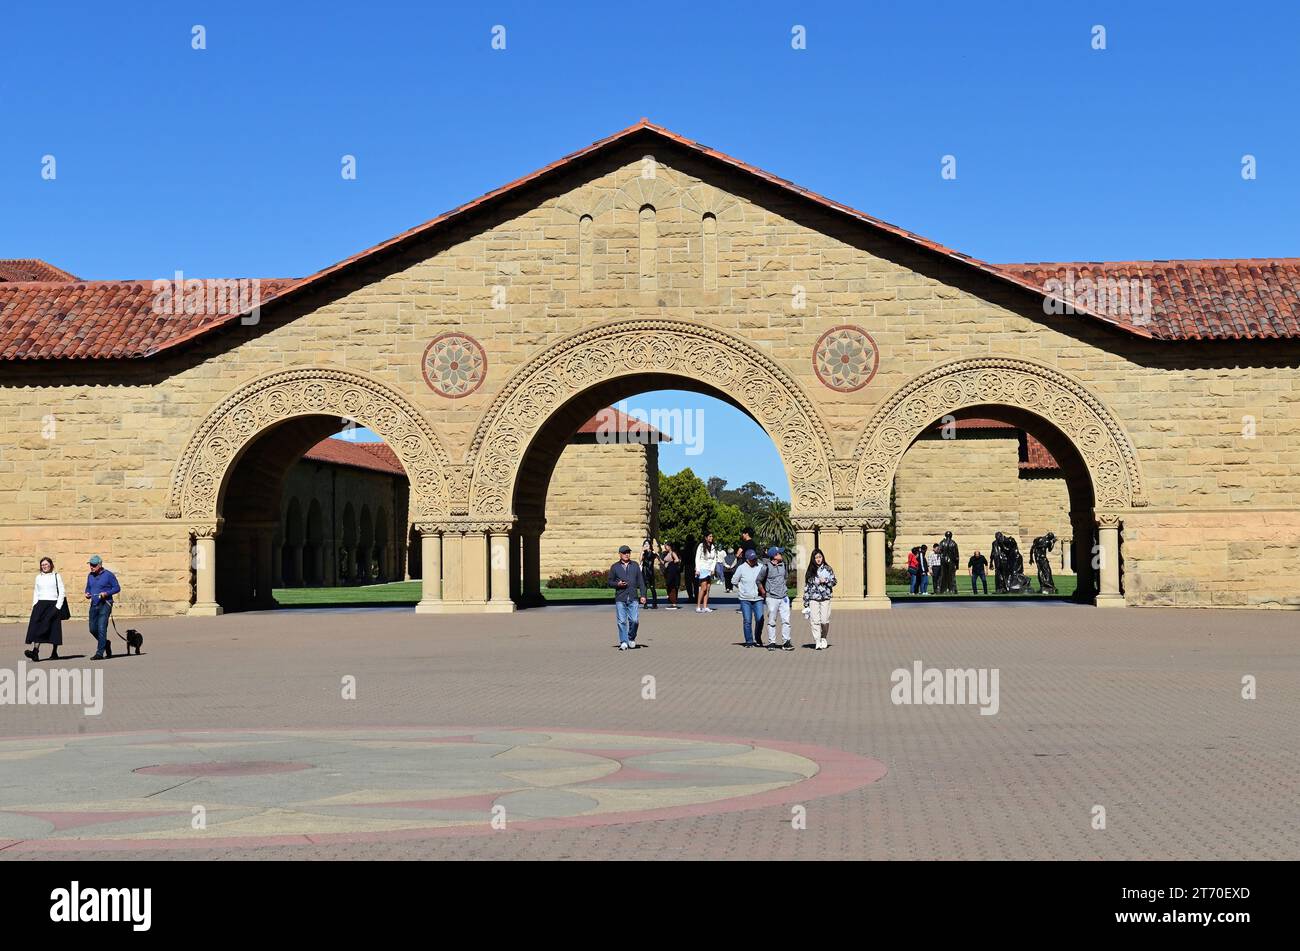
[
  {"x1": 694, "y1": 531, "x2": 721, "y2": 613},
  {"x1": 801, "y1": 548, "x2": 836, "y2": 650},
  {"x1": 661, "y1": 543, "x2": 682, "y2": 609},
  {"x1": 25, "y1": 556, "x2": 66, "y2": 662}
]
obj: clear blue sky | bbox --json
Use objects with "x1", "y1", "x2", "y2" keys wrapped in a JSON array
[{"x1": 4, "y1": 1, "x2": 1297, "y2": 496}]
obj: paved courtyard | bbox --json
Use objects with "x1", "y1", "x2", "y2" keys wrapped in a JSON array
[{"x1": 1, "y1": 601, "x2": 1296, "y2": 860}]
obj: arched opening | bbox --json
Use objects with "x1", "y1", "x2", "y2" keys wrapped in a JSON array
[
  {"x1": 206, "y1": 415, "x2": 413, "y2": 612},
  {"x1": 506, "y1": 376, "x2": 795, "y2": 613},
  {"x1": 889, "y1": 406, "x2": 1098, "y2": 603}
]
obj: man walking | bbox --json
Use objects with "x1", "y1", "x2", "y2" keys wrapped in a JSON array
[
  {"x1": 731, "y1": 548, "x2": 766, "y2": 647},
  {"x1": 608, "y1": 545, "x2": 647, "y2": 650},
  {"x1": 762, "y1": 546, "x2": 793, "y2": 651},
  {"x1": 733, "y1": 527, "x2": 758, "y2": 613},
  {"x1": 84, "y1": 555, "x2": 120, "y2": 660},
  {"x1": 968, "y1": 549, "x2": 989, "y2": 595}
]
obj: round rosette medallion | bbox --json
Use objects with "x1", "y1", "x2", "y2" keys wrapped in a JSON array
[
  {"x1": 813, "y1": 325, "x2": 879, "y2": 392},
  {"x1": 422, "y1": 333, "x2": 487, "y2": 398}
]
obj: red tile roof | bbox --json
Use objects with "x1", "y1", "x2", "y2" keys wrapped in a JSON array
[
  {"x1": 0, "y1": 279, "x2": 297, "y2": 359},
  {"x1": 301, "y1": 437, "x2": 405, "y2": 475},
  {"x1": 575, "y1": 407, "x2": 668, "y2": 441},
  {"x1": 995, "y1": 260, "x2": 1300, "y2": 341},
  {"x1": 2, "y1": 121, "x2": 1298, "y2": 359},
  {"x1": 0, "y1": 259, "x2": 79, "y2": 282}
]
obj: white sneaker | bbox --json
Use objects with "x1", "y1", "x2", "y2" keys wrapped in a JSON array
[
  {"x1": 618, "y1": 642, "x2": 629, "y2": 650},
  {"x1": 695, "y1": 607, "x2": 703, "y2": 613},
  {"x1": 703, "y1": 607, "x2": 714, "y2": 612},
  {"x1": 818, "y1": 637, "x2": 827, "y2": 650}
]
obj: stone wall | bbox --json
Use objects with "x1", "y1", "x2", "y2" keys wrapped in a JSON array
[
  {"x1": 1, "y1": 136, "x2": 1297, "y2": 616},
  {"x1": 540, "y1": 437, "x2": 657, "y2": 578}
]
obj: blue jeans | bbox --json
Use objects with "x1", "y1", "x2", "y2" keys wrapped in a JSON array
[
  {"x1": 971, "y1": 572, "x2": 988, "y2": 595},
  {"x1": 918, "y1": 572, "x2": 929, "y2": 594},
  {"x1": 615, "y1": 599, "x2": 640, "y2": 644},
  {"x1": 89, "y1": 599, "x2": 112, "y2": 655},
  {"x1": 740, "y1": 599, "x2": 764, "y2": 644},
  {"x1": 908, "y1": 568, "x2": 920, "y2": 594}
]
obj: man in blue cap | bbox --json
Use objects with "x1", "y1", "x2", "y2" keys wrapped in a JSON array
[
  {"x1": 608, "y1": 545, "x2": 646, "y2": 650},
  {"x1": 731, "y1": 548, "x2": 766, "y2": 648},
  {"x1": 762, "y1": 546, "x2": 793, "y2": 651},
  {"x1": 84, "y1": 555, "x2": 121, "y2": 660}
]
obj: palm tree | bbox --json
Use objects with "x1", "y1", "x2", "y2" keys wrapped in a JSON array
[{"x1": 756, "y1": 500, "x2": 794, "y2": 552}]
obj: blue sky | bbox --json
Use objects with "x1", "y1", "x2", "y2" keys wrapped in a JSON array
[{"x1": 4, "y1": 1, "x2": 1297, "y2": 496}]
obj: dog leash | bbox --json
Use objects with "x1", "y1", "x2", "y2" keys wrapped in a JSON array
[{"x1": 110, "y1": 615, "x2": 127, "y2": 642}]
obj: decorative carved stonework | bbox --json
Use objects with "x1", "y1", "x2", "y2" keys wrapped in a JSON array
[
  {"x1": 466, "y1": 319, "x2": 836, "y2": 518},
  {"x1": 852, "y1": 357, "x2": 1145, "y2": 513},
  {"x1": 813, "y1": 326, "x2": 879, "y2": 393},
  {"x1": 1096, "y1": 512, "x2": 1123, "y2": 529},
  {"x1": 189, "y1": 522, "x2": 222, "y2": 539},
  {"x1": 422, "y1": 333, "x2": 487, "y2": 399},
  {"x1": 167, "y1": 367, "x2": 451, "y2": 522}
]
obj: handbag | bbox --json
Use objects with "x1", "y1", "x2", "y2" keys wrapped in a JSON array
[{"x1": 55, "y1": 573, "x2": 71, "y2": 620}]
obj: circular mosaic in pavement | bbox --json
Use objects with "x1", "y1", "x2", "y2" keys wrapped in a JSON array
[
  {"x1": 813, "y1": 325, "x2": 879, "y2": 392},
  {"x1": 0, "y1": 727, "x2": 886, "y2": 852},
  {"x1": 421, "y1": 332, "x2": 487, "y2": 398}
]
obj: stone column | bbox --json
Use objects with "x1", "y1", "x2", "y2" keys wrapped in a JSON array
[
  {"x1": 189, "y1": 522, "x2": 223, "y2": 616},
  {"x1": 441, "y1": 530, "x2": 464, "y2": 603},
  {"x1": 488, "y1": 525, "x2": 515, "y2": 613},
  {"x1": 816, "y1": 521, "x2": 845, "y2": 592},
  {"x1": 865, "y1": 516, "x2": 891, "y2": 609},
  {"x1": 414, "y1": 524, "x2": 442, "y2": 614},
  {"x1": 839, "y1": 522, "x2": 866, "y2": 605},
  {"x1": 463, "y1": 530, "x2": 490, "y2": 605},
  {"x1": 271, "y1": 541, "x2": 283, "y2": 590},
  {"x1": 794, "y1": 524, "x2": 817, "y2": 584},
  {"x1": 508, "y1": 531, "x2": 522, "y2": 602},
  {"x1": 1096, "y1": 513, "x2": 1126, "y2": 607}
]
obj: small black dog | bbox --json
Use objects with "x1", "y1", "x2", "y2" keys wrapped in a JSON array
[{"x1": 111, "y1": 619, "x2": 144, "y2": 655}]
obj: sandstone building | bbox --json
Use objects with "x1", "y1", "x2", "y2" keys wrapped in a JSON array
[{"x1": 1, "y1": 120, "x2": 1297, "y2": 618}]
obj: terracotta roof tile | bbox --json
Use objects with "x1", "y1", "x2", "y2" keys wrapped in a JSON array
[
  {"x1": 0, "y1": 259, "x2": 79, "y2": 282},
  {"x1": 0, "y1": 279, "x2": 296, "y2": 360},
  {"x1": 575, "y1": 407, "x2": 668, "y2": 441},
  {"x1": 301, "y1": 437, "x2": 405, "y2": 475},
  {"x1": 994, "y1": 259, "x2": 1300, "y2": 341}
]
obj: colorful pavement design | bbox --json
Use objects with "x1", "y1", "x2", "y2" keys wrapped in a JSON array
[{"x1": 0, "y1": 727, "x2": 886, "y2": 852}]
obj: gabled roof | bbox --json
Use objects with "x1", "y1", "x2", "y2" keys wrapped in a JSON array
[
  {"x1": 924, "y1": 418, "x2": 1060, "y2": 472},
  {"x1": 2, "y1": 120, "x2": 1298, "y2": 360},
  {"x1": 575, "y1": 407, "x2": 669, "y2": 442},
  {"x1": 0, "y1": 259, "x2": 79, "y2": 283}
]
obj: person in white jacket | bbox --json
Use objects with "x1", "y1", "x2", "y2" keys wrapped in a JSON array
[
  {"x1": 25, "y1": 556, "x2": 66, "y2": 662},
  {"x1": 694, "y1": 532, "x2": 722, "y2": 613}
]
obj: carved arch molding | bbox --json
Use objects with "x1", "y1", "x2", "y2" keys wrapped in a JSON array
[
  {"x1": 467, "y1": 320, "x2": 837, "y2": 517},
  {"x1": 167, "y1": 367, "x2": 452, "y2": 523},
  {"x1": 851, "y1": 357, "x2": 1146, "y2": 513}
]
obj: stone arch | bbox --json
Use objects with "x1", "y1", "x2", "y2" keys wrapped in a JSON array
[
  {"x1": 851, "y1": 356, "x2": 1145, "y2": 513},
  {"x1": 467, "y1": 319, "x2": 836, "y2": 518},
  {"x1": 166, "y1": 366, "x2": 451, "y2": 523}
]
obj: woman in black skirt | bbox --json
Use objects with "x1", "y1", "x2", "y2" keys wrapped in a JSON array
[{"x1": 25, "y1": 556, "x2": 65, "y2": 662}]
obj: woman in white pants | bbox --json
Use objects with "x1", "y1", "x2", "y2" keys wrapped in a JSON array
[
  {"x1": 801, "y1": 548, "x2": 836, "y2": 650},
  {"x1": 694, "y1": 532, "x2": 722, "y2": 613}
]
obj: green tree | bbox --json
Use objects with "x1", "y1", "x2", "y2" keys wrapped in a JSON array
[
  {"x1": 711, "y1": 502, "x2": 746, "y2": 551},
  {"x1": 657, "y1": 468, "x2": 715, "y2": 551}
]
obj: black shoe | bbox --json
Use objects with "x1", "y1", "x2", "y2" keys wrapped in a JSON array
[
  {"x1": 782, "y1": 641, "x2": 795, "y2": 651},
  {"x1": 105, "y1": 643, "x2": 113, "y2": 658},
  {"x1": 92, "y1": 653, "x2": 104, "y2": 660},
  {"x1": 765, "y1": 643, "x2": 778, "y2": 651},
  {"x1": 24, "y1": 649, "x2": 38, "y2": 662}
]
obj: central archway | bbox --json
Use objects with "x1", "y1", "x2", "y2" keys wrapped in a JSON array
[{"x1": 440, "y1": 320, "x2": 838, "y2": 612}]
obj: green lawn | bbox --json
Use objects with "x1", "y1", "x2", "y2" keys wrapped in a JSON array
[
  {"x1": 273, "y1": 581, "x2": 422, "y2": 606},
  {"x1": 887, "y1": 573, "x2": 1078, "y2": 599}
]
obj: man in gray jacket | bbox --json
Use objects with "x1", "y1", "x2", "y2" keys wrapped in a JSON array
[
  {"x1": 731, "y1": 549, "x2": 766, "y2": 647},
  {"x1": 609, "y1": 545, "x2": 647, "y2": 650},
  {"x1": 761, "y1": 546, "x2": 794, "y2": 651}
]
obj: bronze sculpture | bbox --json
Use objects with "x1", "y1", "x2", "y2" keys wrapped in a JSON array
[
  {"x1": 937, "y1": 531, "x2": 960, "y2": 594},
  {"x1": 1031, "y1": 532, "x2": 1057, "y2": 594},
  {"x1": 990, "y1": 531, "x2": 1030, "y2": 594}
]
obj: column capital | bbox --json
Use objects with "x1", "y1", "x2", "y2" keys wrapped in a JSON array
[
  {"x1": 417, "y1": 518, "x2": 516, "y2": 535},
  {"x1": 1095, "y1": 511, "x2": 1124, "y2": 529},
  {"x1": 190, "y1": 519, "x2": 224, "y2": 539}
]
